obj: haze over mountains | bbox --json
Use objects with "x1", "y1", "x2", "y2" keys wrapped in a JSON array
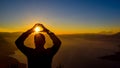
[{"x1": 0, "y1": 32, "x2": 120, "y2": 68}]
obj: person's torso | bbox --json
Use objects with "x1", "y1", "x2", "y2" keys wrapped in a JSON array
[{"x1": 26, "y1": 49, "x2": 53, "y2": 68}]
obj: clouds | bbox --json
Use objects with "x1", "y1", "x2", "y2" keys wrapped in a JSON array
[{"x1": 0, "y1": 32, "x2": 120, "y2": 68}]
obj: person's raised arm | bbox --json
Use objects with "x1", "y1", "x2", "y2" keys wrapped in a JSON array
[
  {"x1": 47, "y1": 31, "x2": 61, "y2": 46},
  {"x1": 15, "y1": 24, "x2": 37, "y2": 55},
  {"x1": 40, "y1": 24, "x2": 61, "y2": 55}
]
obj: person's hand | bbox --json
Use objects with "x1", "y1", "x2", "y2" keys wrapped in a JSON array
[
  {"x1": 38, "y1": 24, "x2": 49, "y2": 32},
  {"x1": 29, "y1": 24, "x2": 38, "y2": 33},
  {"x1": 29, "y1": 23, "x2": 49, "y2": 33}
]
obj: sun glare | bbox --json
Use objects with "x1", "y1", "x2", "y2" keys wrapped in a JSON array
[{"x1": 34, "y1": 26, "x2": 43, "y2": 33}]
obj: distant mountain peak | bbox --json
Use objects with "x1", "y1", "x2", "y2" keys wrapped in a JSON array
[
  {"x1": 113, "y1": 32, "x2": 120, "y2": 36},
  {"x1": 99, "y1": 31, "x2": 113, "y2": 35}
]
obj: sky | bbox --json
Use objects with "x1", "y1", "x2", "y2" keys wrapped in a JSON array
[{"x1": 0, "y1": 0, "x2": 120, "y2": 34}]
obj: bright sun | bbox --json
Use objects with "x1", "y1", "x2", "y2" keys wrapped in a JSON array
[{"x1": 34, "y1": 26, "x2": 43, "y2": 32}]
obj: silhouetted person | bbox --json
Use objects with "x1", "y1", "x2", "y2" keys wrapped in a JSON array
[{"x1": 15, "y1": 24, "x2": 61, "y2": 68}]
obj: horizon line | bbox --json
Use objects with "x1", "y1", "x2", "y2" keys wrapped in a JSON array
[{"x1": 0, "y1": 31, "x2": 119, "y2": 35}]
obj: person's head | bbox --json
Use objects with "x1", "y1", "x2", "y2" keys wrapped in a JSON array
[{"x1": 34, "y1": 33, "x2": 45, "y2": 48}]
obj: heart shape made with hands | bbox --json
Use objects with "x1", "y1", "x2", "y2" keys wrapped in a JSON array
[{"x1": 34, "y1": 26, "x2": 43, "y2": 33}]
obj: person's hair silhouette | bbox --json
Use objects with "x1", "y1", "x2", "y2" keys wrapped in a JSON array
[{"x1": 15, "y1": 24, "x2": 61, "y2": 68}]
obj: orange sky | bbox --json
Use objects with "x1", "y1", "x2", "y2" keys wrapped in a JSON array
[{"x1": 0, "y1": 0, "x2": 120, "y2": 34}]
